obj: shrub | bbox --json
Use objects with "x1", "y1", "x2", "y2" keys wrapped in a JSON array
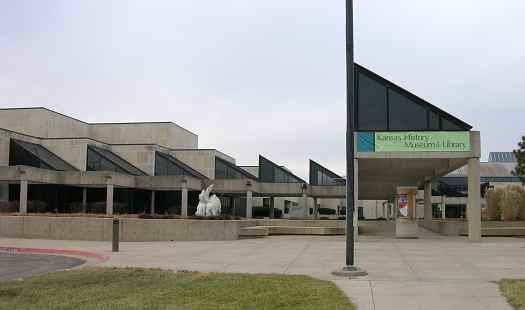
[
  {"x1": 64, "y1": 202, "x2": 86, "y2": 213},
  {"x1": 87, "y1": 202, "x2": 106, "y2": 214},
  {"x1": 0, "y1": 201, "x2": 18, "y2": 213},
  {"x1": 166, "y1": 205, "x2": 181, "y2": 215},
  {"x1": 137, "y1": 214, "x2": 241, "y2": 220},
  {"x1": 501, "y1": 185, "x2": 525, "y2": 221},
  {"x1": 318, "y1": 208, "x2": 336, "y2": 215},
  {"x1": 486, "y1": 188, "x2": 504, "y2": 220},
  {"x1": 252, "y1": 207, "x2": 282, "y2": 218},
  {"x1": 27, "y1": 200, "x2": 47, "y2": 213}
]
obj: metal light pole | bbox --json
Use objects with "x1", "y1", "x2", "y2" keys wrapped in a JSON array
[
  {"x1": 333, "y1": 0, "x2": 367, "y2": 277},
  {"x1": 345, "y1": 0, "x2": 356, "y2": 269}
]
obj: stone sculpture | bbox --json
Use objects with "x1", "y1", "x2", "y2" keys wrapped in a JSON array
[{"x1": 195, "y1": 184, "x2": 221, "y2": 216}]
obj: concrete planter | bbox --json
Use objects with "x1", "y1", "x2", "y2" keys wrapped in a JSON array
[{"x1": 0, "y1": 216, "x2": 258, "y2": 242}]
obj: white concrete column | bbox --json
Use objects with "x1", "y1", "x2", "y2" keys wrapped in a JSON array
[
  {"x1": 246, "y1": 190, "x2": 253, "y2": 218},
  {"x1": 468, "y1": 157, "x2": 481, "y2": 241},
  {"x1": 441, "y1": 196, "x2": 446, "y2": 220},
  {"x1": 106, "y1": 184, "x2": 114, "y2": 215},
  {"x1": 181, "y1": 187, "x2": 188, "y2": 218},
  {"x1": 301, "y1": 193, "x2": 308, "y2": 218},
  {"x1": 19, "y1": 180, "x2": 28, "y2": 214},
  {"x1": 150, "y1": 191, "x2": 155, "y2": 215},
  {"x1": 424, "y1": 181, "x2": 432, "y2": 225}
]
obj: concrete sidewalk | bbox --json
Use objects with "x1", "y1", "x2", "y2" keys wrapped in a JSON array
[{"x1": 1, "y1": 231, "x2": 524, "y2": 310}]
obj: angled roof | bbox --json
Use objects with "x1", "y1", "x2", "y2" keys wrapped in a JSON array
[
  {"x1": 87, "y1": 144, "x2": 147, "y2": 176},
  {"x1": 155, "y1": 151, "x2": 209, "y2": 180},
  {"x1": 215, "y1": 156, "x2": 258, "y2": 180},
  {"x1": 258, "y1": 155, "x2": 306, "y2": 183},
  {"x1": 489, "y1": 152, "x2": 516, "y2": 163},
  {"x1": 10, "y1": 139, "x2": 78, "y2": 171},
  {"x1": 309, "y1": 160, "x2": 345, "y2": 186},
  {"x1": 355, "y1": 64, "x2": 472, "y2": 131},
  {"x1": 446, "y1": 162, "x2": 517, "y2": 178}
]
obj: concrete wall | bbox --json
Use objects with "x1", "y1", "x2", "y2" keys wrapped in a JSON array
[
  {"x1": 41, "y1": 139, "x2": 90, "y2": 171},
  {"x1": 0, "y1": 216, "x2": 257, "y2": 241},
  {"x1": 0, "y1": 108, "x2": 88, "y2": 138},
  {"x1": 0, "y1": 108, "x2": 199, "y2": 150},
  {"x1": 111, "y1": 145, "x2": 155, "y2": 175},
  {"x1": 240, "y1": 166, "x2": 259, "y2": 177},
  {"x1": 0, "y1": 130, "x2": 10, "y2": 167},
  {"x1": 90, "y1": 123, "x2": 198, "y2": 149},
  {"x1": 171, "y1": 150, "x2": 217, "y2": 179},
  {"x1": 361, "y1": 200, "x2": 390, "y2": 219},
  {"x1": 418, "y1": 220, "x2": 467, "y2": 236}
]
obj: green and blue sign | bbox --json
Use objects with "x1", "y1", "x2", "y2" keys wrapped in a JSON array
[{"x1": 357, "y1": 131, "x2": 471, "y2": 153}]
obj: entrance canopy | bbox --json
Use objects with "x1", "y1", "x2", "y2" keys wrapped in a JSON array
[{"x1": 353, "y1": 65, "x2": 480, "y2": 201}]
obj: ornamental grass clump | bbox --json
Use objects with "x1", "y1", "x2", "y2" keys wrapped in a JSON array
[
  {"x1": 485, "y1": 187, "x2": 504, "y2": 220},
  {"x1": 500, "y1": 185, "x2": 525, "y2": 221}
]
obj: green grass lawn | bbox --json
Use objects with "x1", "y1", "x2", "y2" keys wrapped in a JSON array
[
  {"x1": 0, "y1": 267, "x2": 355, "y2": 310},
  {"x1": 501, "y1": 279, "x2": 525, "y2": 310}
]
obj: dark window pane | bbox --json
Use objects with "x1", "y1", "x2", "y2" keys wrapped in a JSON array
[
  {"x1": 357, "y1": 73, "x2": 387, "y2": 130},
  {"x1": 215, "y1": 157, "x2": 256, "y2": 180},
  {"x1": 388, "y1": 90, "x2": 428, "y2": 130},
  {"x1": 441, "y1": 117, "x2": 463, "y2": 130},
  {"x1": 259, "y1": 156, "x2": 304, "y2": 183},
  {"x1": 429, "y1": 110, "x2": 440, "y2": 130},
  {"x1": 9, "y1": 139, "x2": 76, "y2": 171},
  {"x1": 87, "y1": 145, "x2": 145, "y2": 175},
  {"x1": 155, "y1": 152, "x2": 207, "y2": 179},
  {"x1": 309, "y1": 160, "x2": 345, "y2": 186}
]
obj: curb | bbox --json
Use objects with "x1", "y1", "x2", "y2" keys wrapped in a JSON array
[{"x1": 0, "y1": 246, "x2": 109, "y2": 263}]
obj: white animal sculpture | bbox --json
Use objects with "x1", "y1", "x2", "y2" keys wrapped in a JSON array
[{"x1": 195, "y1": 185, "x2": 222, "y2": 216}]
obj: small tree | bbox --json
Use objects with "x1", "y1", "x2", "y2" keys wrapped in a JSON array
[{"x1": 513, "y1": 136, "x2": 525, "y2": 184}]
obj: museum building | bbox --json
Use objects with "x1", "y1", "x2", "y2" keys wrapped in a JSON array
[{"x1": 0, "y1": 64, "x2": 483, "y2": 240}]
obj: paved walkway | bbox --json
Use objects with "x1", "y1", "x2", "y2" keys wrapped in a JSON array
[
  {"x1": 1, "y1": 230, "x2": 524, "y2": 309},
  {"x1": 0, "y1": 252, "x2": 84, "y2": 280}
]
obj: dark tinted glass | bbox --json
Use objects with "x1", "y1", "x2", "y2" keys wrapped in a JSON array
[
  {"x1": 9, "y1": 139, "x2": 76, "y2": 171},
  {"x1": 87, "y1": 145, "x2": 145, "y2": 175},
  {"x1": 357, "y1": 73, "x2": 388, "y2": 130},
  {"x1": 429, "y1": 110, "x2": 440, "y2": 130},
  {"x1": 155, "y1": 152, "x2": 188, "y2": 176},
  {"x1": 309, "y1": 160, "x2": 345, "y2": 186},
  {"x1": 155, "y1": 152, "x2": 207, "y2": 179},
  {"x1": 259, "y1": 156, "x2": 304, "y2": 183},
  {"x1": 441, "y1": 117, "x2": 463, "y2": 130},
  {"x1": 388, "y1": 90, "x2": 428, "y2": 130},
  {"x1": 215, "y1": 157, "x2": 256, "y2": 179}
]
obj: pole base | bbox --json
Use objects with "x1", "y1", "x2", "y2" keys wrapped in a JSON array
[{"x1": 332, "y1": 266, "x2": 368, "y2": 278}]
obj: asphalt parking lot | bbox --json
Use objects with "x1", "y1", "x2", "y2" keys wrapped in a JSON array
[{"x1": 0, "y1": 252, "x2": 85, "y2": 281}]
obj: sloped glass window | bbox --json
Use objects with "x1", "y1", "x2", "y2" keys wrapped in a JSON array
[
  {"x1": 87, "y1": 145, "x2": 145, "y2": 176},
  {"x1": 154, "y1": 152, "x2": 207, "y2": 179},
  {"x1": 441, "y1": 117, "x2": 463, "y2": 130},
  {"x1": 9, "y1": 139, "x2": 77, "y2": 171},
  {"x1": 309, "y1": 160, "x2": 345, "y2": 186},
  {"x1": 155, "y1": 152, "x2": 186, "y2": 176},
  {"x1": 259, "y1": 156, "x2": 304, "y2": 183},
  {"x1": 357, "y1": 73, "x2": 388, "y2": 130},
  {"x1": 429, "y1": 110, "x2": 440, "y2": 130},
  {"x1": 215, "y1": 157, "x2": 256, "y2": 179},
  {"x1": 388, "y1": 89, "x2": 428, "y2": 130}
]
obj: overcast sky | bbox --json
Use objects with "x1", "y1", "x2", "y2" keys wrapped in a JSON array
[{"x1": 1, "y1": 0, "x2": 524, "y2": 179}]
